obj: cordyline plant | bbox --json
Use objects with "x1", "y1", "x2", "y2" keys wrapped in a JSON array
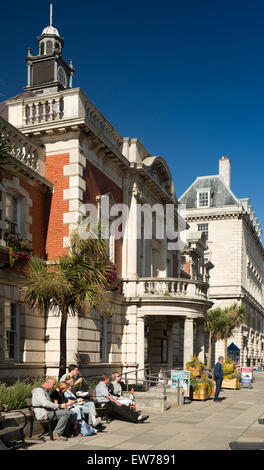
[
  {"x1": 205, "y1": 303, "x2": 247, "y2": 369},
  {"x1": 22, "y1": 228, "x2": 118, "y2": 377}
]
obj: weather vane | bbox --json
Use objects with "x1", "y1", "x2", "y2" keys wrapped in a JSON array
[{"x1": 50, "y1": 3, "x2": 53, "y2": 26}]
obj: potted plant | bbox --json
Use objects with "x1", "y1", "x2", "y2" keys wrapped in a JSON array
[
  {"x1": 186, "y1": 356, "x2": 205, "y2": 377},
  {"x1": 222, "y1": 358, "x2": 236, "y2": 374},
  {"x1": 4, "y1": 233, "x2": 32, "y2": 267},
  {"x1": 190, "y1": 377, "x2": 212, "y2": 400},
  {"x1": 222, "y1": 371, "x2": 241, "y2": 390}
]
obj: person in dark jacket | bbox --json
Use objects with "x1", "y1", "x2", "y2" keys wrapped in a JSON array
[{"x1": 214, "y1": 356, "x2": 224, "y2": 402}]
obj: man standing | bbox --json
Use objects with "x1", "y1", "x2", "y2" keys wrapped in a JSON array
[
  {"x1": 96, "y1": 374, "x2": 149, "y2": 423},
  {"x1": 32, "y1": 376, "x2": 75, "y2": 440},
  {"x1": 214, "y1": 356, "x2": 224, "y2": 402}
]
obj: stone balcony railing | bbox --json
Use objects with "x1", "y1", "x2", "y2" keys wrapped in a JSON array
[
  {"x1": 0, "y1": 116, "x2": 45, "y2": 175},
  {"x1": 7, "y1": 88, "x2": 123, "y2": 153},
  {"x1": 122, "y1": 277, "x2": 209, "y2": 302}
]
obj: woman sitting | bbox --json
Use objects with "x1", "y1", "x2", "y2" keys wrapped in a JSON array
[
  {"x1": 51, "y1": 381, "x2": 80, "y2": 435},
  {"x1": 108, "y1": 373, "x2": 133, "y2": 407},
  {"x1": 50, "y1": 381, "x2": 68, "y2": 404},
  {"x1": 64, "y1": 376, "x2": 102, "y2": 428}
]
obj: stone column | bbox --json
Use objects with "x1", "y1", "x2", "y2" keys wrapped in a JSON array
[
  {"x1": 137, "y1": 315, "x2": 145, "y2": 379},
  {"x1": 27, "y1": 61, "x2": 32, "y2": 87},
  {"x1": 183, "y1": 317, "x2": 194, "y2": 367},
  {"x1": 196, "y1": 319, "x2": 205, "y2": 364},
  {"x1": 167, "y1": 321, "x2": 174, "y2": 370},
  {"x1": 122, "y1": 179, "x2": 139, "y2": 296}
]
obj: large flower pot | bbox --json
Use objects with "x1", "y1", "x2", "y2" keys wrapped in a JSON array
[
  {"x1": 192, "y1": 386, "x2": 209, "y2": 401},
  {"x1": 223, "y1": 363, "x2": 235, "y2": 372},
  {"x1": 222, "y1": 378, "x2": 240, "y2": 389},
  {"x1": 187, "y1": 366, "x2": 203, "y2": 378}
]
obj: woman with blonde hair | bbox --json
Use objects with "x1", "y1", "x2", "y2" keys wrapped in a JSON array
[
  {"x1": 108, "y1": 372, "x2": 133, "y2": 406},
  {"x1": 50, "y1": 381, "x2": 69, "y2": 405},
  {"x1": 64, "y1": 376, "x2": 101, "y2": 428}
]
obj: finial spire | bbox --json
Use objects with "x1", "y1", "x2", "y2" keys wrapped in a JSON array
[{"x1": 50, "y1": 3, "x2": 53, "y2": 26}]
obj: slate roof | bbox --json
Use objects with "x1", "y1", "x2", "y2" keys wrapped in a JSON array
[{"x1": 179, "y1": 175, "x2": 239, "y2": 209}]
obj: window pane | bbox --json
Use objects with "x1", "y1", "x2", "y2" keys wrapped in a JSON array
[
  {"x1": 198, "y1": 223, "x2": 209, "y2": 240},
  {"x1": 198, "y1": 192, "x2": 209, "y2": 207},
  {"x1": 4, "y1": 302, "x2": 17, "y2": 360},
  {"x1": 5, "y1": 194, "x2": 19, "y2": 233}
]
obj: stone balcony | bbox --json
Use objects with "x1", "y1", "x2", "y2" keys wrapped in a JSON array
[
  {"x1": 123, "y1": 277, "x2": 209, "y2": 303},
  {"x1": 6, "y1": 88, "x2": 124, "y2": 154},
  {"x1": 0, "y1": 115, "x2": 45, "y2": 176}
]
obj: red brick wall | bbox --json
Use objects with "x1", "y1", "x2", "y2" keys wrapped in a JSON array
[
  {"x1": 20, "y1": 179, "x2": 49, "y2": 258},
  {"x1": 0, "y1": 170, "x2": 49, "y2": 271},
  {"x1": 83, "y1": 161, "x2": 123, "y2": 276},
  {"x1": 45, "y1": 153, "x2": 70, "y2": 261}
]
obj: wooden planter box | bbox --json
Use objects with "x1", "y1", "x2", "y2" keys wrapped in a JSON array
[
  {"x1": 192, "y1": 386, "x2": 209, "y2": 401},
  {"x1": 222, "y1": 378, "x2": 240, "y2": 389},
  {"x1": 223, "y1": 364, "x2": 235, "y2": 373},
  {"x1": 187, "y1": 366, "x2": 203, "y2": 378}
]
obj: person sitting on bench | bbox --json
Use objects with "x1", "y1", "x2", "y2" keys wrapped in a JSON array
[
  {"x1": 32, "y1": 376, "x2": 75, "y2": 441},
  {"x1": 64, "y1": 377, "x2": 102, "y2": 429},
  {"x1": 50, "y1": 381, "x2": 68, "y2": 405},
  {"x1": 108, "y1": 372, "x2": 133, "y2": 407},
  {"x1": 60, "y1": 364, "x2": 83, "y2": 388},
  {"x1": 95, "y1": 374, "x2": 149, "y2": 424}
]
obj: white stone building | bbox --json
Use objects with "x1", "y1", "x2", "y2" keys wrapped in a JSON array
[
  {"x1": 179, "y1": 156, "x2": 264, "y2": 367},
  {"x1": 0, "y1": 11, "x2": 214, "y2": 381}
]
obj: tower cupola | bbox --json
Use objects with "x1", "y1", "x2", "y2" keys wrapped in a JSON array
[{"x1": 25, "y1": 4, "x2": 74, "y2": 95}]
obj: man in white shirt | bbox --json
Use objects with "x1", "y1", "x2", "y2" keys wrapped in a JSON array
[
  {"x1": 32, "y1": 376, "x2": 75, "y2": 440},
  {"x1": 96, "y1": 374, "x2": 149, "y2": 424}
]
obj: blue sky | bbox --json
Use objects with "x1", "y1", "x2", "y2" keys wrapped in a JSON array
[{"x1": 1, "y1": 0, "x2": 264, "y2": 234}]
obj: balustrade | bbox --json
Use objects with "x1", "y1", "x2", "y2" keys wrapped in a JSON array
[
  {"x1": 0, "y1": 116, "x2": 44, "y2": 173},
  {"x1": 24, "y1": 97, "x2": 64, "y2": 125},
  {"x1": 123, "y1": 277, "x2": 209, "y2": 301},
  {"x1": 85, "y1": 102, "x2": 123, "y2": 151}
]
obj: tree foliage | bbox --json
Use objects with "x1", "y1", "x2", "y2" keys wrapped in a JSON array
[{"x1": 22, "y1": 229, "x2": 116, "y2": 377}]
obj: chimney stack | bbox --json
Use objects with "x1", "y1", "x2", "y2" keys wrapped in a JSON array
[{"x1": 219, "y1": 156, "x2": 231, "y2": 188}]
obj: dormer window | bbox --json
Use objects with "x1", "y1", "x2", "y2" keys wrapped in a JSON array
[{"x1": 197, "y1": 189, "x2": 210, "y2": 208}]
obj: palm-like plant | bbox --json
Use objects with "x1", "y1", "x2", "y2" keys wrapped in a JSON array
[
  {"x1": 221, "y1": 303, "x2": 247, "y2": 359},
  {"x1": 206, "y1": 303, "x2": 247, "y2": 368},
  {"x1": 22, "y1": 229, "x2": 115, "y2": 377},
  {"x1": 205, "y1": 307, "x2": 227, "y2": 369}
]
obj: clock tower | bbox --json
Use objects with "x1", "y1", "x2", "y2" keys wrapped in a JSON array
[{"x1": 25, "y1": 4, "x2": 74, "y2": 95}]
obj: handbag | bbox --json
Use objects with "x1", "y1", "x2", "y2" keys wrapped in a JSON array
[{"x1": 79, "y1": 420, "x2": 96, "y2": 436}]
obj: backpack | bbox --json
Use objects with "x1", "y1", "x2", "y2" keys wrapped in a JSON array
[{"x1": 79, "y1": 420, "x2": 96, "y2": 436}]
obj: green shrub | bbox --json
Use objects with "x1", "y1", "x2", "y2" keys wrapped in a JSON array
[{"x1": 0, "y1": 378, "x2": 44, "y2": 411}]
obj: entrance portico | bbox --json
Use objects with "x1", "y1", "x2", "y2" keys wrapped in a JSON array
[{"x1": 135, "y1": 311, "x2": 209, "y2": 378}]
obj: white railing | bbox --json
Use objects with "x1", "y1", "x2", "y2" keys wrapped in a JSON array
[
  {"x1": 19, "y1": 90, "x2": 123, "y2": 152},
  {"x1": 0, "y1": 116, "x2": 45, "y2": 174},
  {"x1": 85, "y1": 99, "x2": 123, "y2": 151},
  {"x1": 123, "y1": 277, "x2": 209, "y2": 301},
  {"x1": 23, "y1": 96, "x2": 64, "y2": 125}
]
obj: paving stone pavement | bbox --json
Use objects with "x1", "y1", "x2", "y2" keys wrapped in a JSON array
[{"x1": 21, "y1": 372, "x2": 264, "y2": 451}]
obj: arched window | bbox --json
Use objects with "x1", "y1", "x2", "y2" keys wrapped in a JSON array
[
  {"x1": 40, "y1": 42, "x2": 44, "y2": 55},
  {"x1": 46, "y1": 41, "x2": 53, "y2": 54}
]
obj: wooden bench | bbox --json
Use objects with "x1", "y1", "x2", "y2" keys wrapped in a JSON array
[
  {"x1": 26, "y1": 398, "x2": 57, "y2": 441},
  {"x1": 0, "y1": 406, "x2": 27, "y2": 449},
  {"x1": 94, "y1": 401, "x2": 112, "y2": 423}
]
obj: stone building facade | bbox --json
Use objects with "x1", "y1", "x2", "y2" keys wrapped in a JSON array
[
  {"x1": 179, "y1": 157, "x2": 264, "y2": 367},
  {"x1": 0, "y1": 13, "x2": 214, "y2": 381}
]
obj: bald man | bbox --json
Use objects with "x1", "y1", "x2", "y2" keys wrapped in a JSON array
[{"x1": 32, "y1": 376, "x2": 75, "y2": 440}]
